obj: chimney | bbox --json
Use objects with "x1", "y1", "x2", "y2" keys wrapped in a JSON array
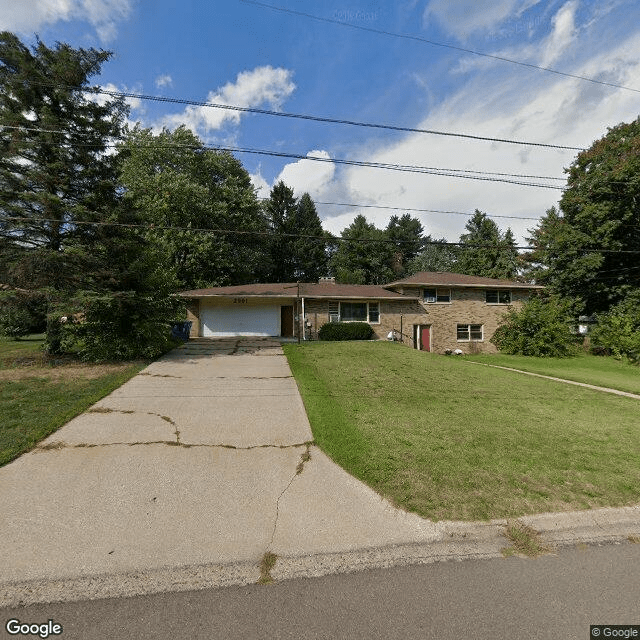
[{"x1": 318, "y1": 277, "x2": 336, "y2": 284}]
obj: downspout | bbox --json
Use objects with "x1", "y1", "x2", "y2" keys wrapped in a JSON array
[{"x1": 302, "y1": 296, "x2": 306, "y2": 340}]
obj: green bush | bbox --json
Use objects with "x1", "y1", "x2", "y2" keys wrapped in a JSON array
[
  {"x1": 590, "y1": 290, "x2": 640, "y2": 364},
  {"x1": 491, "y1": 295, "x2": 580, "y2": 357},
  {"x1": 318, "y1": 322, "x2": 374, "y2": 341},
  {"x1": 60, "y1": 290, "x2": 184, "y2": 362}
]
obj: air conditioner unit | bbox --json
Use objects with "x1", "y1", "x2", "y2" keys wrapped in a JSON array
[{"x1": 425, "y1": 297, "x2": 436, "y2": 303}]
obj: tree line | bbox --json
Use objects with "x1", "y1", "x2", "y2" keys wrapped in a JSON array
[{"x1": 1, "y1": 33, "x2": 638, "y2": 361}]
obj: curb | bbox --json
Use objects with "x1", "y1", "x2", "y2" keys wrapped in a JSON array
[{"x1": 2, "y1": 505, "x2": 638, "y2": 609}]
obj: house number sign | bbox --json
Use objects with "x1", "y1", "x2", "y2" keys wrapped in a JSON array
[{"x1": 233, "y1": 297, "x2": 248, "y2": 304}]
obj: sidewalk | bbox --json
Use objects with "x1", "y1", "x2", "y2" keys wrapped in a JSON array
[{"x1": 1, "y1": 339, "x2": 638, "y2": 607}]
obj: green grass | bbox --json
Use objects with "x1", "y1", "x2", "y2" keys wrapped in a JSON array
[
  {"x1": 0, "y1": 365, "x2": 145, "y2": 467},
  {"x1": 283, "y1": 342, "x2": 640, "y2": 521},
  {"x1": 0, "y1": 334, "x2": 146, "y2": 467},
  {"x1": 464, "y1": 353, "x2": 640, "y2": 395},
  {"x1": 0, "y1": 334, "x2": 46, "y2": 364}
]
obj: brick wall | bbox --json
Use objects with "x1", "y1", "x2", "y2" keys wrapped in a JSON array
[
  {"x1": 396, "y1": 287, "x2": 528, "y2": 354},
  {"x1": 303, "y1": 288, "x2": 530, "y2": 353},
  {"x1": 186, "y1": 301, "x2": 200, "y2": 338}
]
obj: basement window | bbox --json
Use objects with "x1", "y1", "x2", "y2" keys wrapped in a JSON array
[{"x1": 457, "y1": 324, "x2": 483, "y2": 341}]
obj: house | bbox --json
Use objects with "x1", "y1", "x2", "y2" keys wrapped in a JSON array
[{"x1": 179, "y1": 272, "x2": 543, "y2": 354}]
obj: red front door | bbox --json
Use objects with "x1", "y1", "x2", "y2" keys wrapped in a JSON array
[{"x1": 420, "y1": 326, "x2": 431, "y2": 351}]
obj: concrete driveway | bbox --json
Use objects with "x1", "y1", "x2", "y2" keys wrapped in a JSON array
[{"x1": 0, "y1": 338, "x2": 440, "y2": 606}]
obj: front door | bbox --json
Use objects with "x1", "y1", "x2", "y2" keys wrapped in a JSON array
[
  {"x1": 420, "y1": 325, "x2": 431, "y2": 351},
  {"x1": 281, "y1": 305, "x2": 294, "y2": 337}
]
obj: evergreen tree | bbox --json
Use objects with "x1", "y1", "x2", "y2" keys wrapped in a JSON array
[
  {"x1": 385, "y1": 214, "x2": 424, "y2": 276},
  {"x1": 457, "y1": 210, "x2": 518, "y2": 279},
  {"x1": 265, "y1": 181, "x2": 298, "y2": 282},
  {"x1": 0, "y1": 32, "x2": 129, "y2": 352},
  {"x1": 291, "y1": 193, "x2": 329, "y2": 281},
  {"x1": 331, "y1": 215, "x2": 394, "y2": 284}
]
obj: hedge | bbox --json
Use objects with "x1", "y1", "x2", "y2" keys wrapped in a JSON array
[{"x1": 318, "y1": 322, "x2": 374, "y2": 341}]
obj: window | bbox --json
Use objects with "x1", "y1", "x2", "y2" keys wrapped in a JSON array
[
  {"x1": 340, "y1": 302, "x2": 367, "y2": 322},
  {"x1": 457, "y1": 324, "x2": 483, "y2": 341},
  {"x1": 338, "y1": 301, "x2": 380, "y2": 323},
  {"x1": 329, "y1": 301, "x2": 339, "y2": 323},
  {"x1": 423, "y1": 288, "x2": 451, "y2": 303},
  {"x1": 485, "y1": 290, "x2": 511, "y2": 304}
]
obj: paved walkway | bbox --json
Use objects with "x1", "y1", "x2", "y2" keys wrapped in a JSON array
[
  {"x1": 1, "y1": 339, "x2": 639, "y2": 607},
  {"x1": 465, "y1": 360, "x2": 640, "y2": 400}
]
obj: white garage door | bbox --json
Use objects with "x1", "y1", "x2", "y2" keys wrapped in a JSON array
[{"x1": 201, "y1": 305, "x2": 280, "y2": 337}]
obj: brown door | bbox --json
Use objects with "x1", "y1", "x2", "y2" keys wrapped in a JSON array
[
  {"x1": 281, "y1": 306, "x2": 294, "y2": 337},
  {"x1": 420, "y1": 326, "x2": 431, "y2": 351}
]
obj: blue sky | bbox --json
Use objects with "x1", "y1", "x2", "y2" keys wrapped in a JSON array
[{"x1": 2, "y1": 0, "x2": 640, "y2": 245}]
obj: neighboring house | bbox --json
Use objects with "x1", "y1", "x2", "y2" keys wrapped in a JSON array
[{"x1": 179, "y1": 272, "x2": 543, "y2": 354}]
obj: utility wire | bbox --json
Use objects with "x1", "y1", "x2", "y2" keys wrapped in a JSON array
[
  {"x1": 13, "y1": 79, "x2": 586, "y2": 151},
  {"x1": 0, "y1": 125, "x2": 566, "y2": 189},
  {"x1": 239, "y1": 0, "x2": 640, "y2": 95},
  {"x1": 4, "y1": 216, "x2": 640, "y2": 254}
]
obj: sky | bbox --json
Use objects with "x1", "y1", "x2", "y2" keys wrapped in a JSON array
[{"x1": 2, "y1": 0, "x2": 640, "y2": 246}]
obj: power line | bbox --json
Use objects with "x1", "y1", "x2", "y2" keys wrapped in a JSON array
[
  {"x1": 213, "y1": 145, "x2": 566, "y2": 189},
  {"x1": 4, "y1": 216, "x2": 640, "y2": 254},
  {"x1": 13, "y1": 79, "x2": 586, "y2": 152},
  {"x1": 0, "y1": 125, "x2": 566, "y2": 189},
  {"x1": 239, "y1": 0, "x2": 640, "y2": 96},
  {"x1": 305, "y1": 201, "x2": 543, "y2": 222},
  {"x1": 92, "y1": 86, "x2": 587, "y2": 152}
]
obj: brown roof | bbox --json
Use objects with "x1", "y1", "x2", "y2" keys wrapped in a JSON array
[
  {"x1": 178, "y1": 282, "x2": 410, "y2": 300},
  {"x1": 386, "y1": 271, "x2": 543, "y2": 290}
]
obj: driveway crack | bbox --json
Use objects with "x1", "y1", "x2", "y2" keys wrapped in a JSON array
[{"x1": 266, "y1": 444, "x2": 312, "y2": 550}]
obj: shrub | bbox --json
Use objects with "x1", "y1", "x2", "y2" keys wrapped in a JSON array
[
  {"x1": 491, "y1": 295, "x2": 580, "y2": 357},
  {"x1": 60, "y1": 290, "x2": 184, "y2": 362},
  {"x1": 589, "y1": 290, "x2": 640, "y2": 364},
  {"x1": 318, "y1": 322, "x2": 374, "y2": 341}
]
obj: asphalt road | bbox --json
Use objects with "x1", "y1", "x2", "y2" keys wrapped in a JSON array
[{"x1": 2, "y1": 542, "x2": 638, "y2": 640}]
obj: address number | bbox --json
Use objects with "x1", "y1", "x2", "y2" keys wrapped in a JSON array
[{"x1": 233, "y1": 297, "x2": 248, "y2": 304}]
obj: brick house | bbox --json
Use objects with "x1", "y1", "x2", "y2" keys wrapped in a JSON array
[{"x1": 179, "y1": 272, "x2": 543, "y2": 354}]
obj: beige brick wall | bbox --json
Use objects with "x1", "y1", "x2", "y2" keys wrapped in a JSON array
[
  {"x1": 303, "y1": 288, "x2": 530, "y2": 353},
  {"x1": 186, "y1": 302, "x2": 200, "y2": 338},
  {"x1": 397, "y1": 287, "x2": 528, "y2": 354}
]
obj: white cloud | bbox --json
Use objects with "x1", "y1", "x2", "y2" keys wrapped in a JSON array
[
  {"x1": 317, "y1": 29, "x2": 640, "y2": 246},
  {"x1": 540, "y1": 1, "x2": 578, "y2": 67},
  {"x1": 0, "y1": 0, "x2": 131, "y2": 43},
  {"x1": 275, "y1": 150, "x2": 336, "y2": 198},
  {"x1": 155, "y1": 74, "x2": 173, "y2": 89},
  {"x1": 423, "y1": 0, "x2": 542, "y2": 39},
  {"x1": 250, "y1": 170, "x2": 271, "y2": 200},
  {"x1": 160, "y1": 66, "x2": 295, "y2": 137}
]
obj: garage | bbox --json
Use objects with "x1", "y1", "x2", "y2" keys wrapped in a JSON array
[{"x1": 200, "y1": 303, "x2": 281, "y2": 337}]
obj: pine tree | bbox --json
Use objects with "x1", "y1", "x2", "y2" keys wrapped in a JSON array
[
  {"x1": 265, "y1": 181, "x2": 298, "y2": 282},
  {"x1": 385, "y1": 214, "x2": 424, "y2": 276},
  {"x1": 457, "y1": 210, "x2": 518, "y2": 279},
  {"x1": 291, "y1": 193, "x2": 329, "y2": 281},
  {"x1": 0, "y1": 32, "x2": 129, "y2": 352},
  {"x1": 331, "y1": 215, "x2": 394, "y2": 284}
]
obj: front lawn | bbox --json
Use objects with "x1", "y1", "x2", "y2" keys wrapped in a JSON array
[
  {"x1": 0, "y1": 335, "x2": 146, "y2": 467},
  {"x1": 465, "y1": 352, "x2": 640, "y2": 395},
  {"x1": 283, "y1": 342, "x2": 640, "y2": 521}
]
